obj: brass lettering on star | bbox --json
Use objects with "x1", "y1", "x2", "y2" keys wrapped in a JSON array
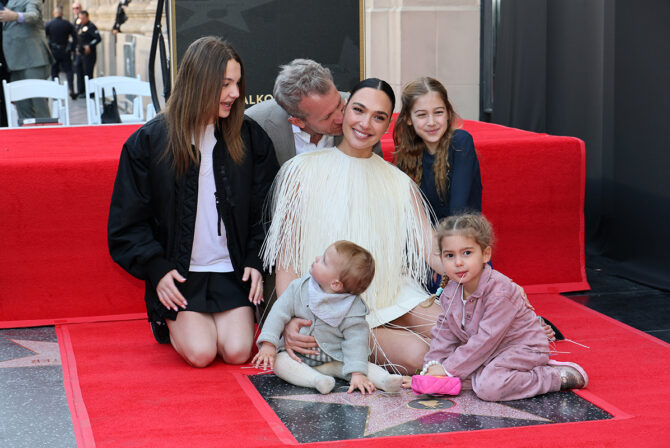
[
  {"x1": 408, "y1": 397, "x2": 456, "y2": 410},
  {"x1": 244, "y1": 94, "x2": 274, "y2": 105}
]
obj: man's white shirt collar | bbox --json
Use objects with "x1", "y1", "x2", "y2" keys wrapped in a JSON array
[{"x1": 292, "y1": 124, "x2": 335, "y2": 155}]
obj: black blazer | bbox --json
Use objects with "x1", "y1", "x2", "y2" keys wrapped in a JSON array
[{"x1": 108, "y1": 114, "x2": 279, "y2": 320}]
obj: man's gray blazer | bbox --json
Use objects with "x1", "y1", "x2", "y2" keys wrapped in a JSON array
[
  {"x1": 2, "y1": 0, "x2": 54, "y2": 72},
  {"x1": 245, "y1": 92, "x2": 384, "y2": 166}
]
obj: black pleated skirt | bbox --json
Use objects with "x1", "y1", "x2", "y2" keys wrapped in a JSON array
[{"x1": 162, "y1": 271, "x2": 251, "y2": 321}]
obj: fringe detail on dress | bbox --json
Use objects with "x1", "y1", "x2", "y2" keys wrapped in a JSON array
[{"x1": 262, "y1": 148, "x2": 434, "y2": 317}]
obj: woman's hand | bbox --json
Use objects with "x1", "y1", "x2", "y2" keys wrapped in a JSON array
[
  {"x1": 243, "y1": 267, "x2": 264, "y2": 305},
  {"x1": 156, "y1": 269, "x2": 187, "y2": 311},
  {"x1": 348, "y1": 372, "x2": 376, "y2": 395},
  {"x1": 282, "y1": 318, "x2": 319, "y2": 361}
]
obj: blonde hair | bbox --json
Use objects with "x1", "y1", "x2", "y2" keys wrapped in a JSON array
[
  {"x1": 164, "y1": 36, "x2": 246, "y2": 175},
  {"x1": 331, "y1": 240, "x2": 375, "y2": 295},
  {"x1": 436, "y1": 213, "x2": 495, "y2": 253},
  {"x1": 393, "y1": 77, "x2": 459, "y2": 201}
]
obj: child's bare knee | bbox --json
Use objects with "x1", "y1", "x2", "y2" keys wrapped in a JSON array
[
  {"x1": 183, "y1": 347, "x2": 217, "y2": 368},
  {"x1": 221, "y1": 343, "x2": 252, "y2": 365}
]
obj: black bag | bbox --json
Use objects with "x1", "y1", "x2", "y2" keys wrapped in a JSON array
[{"x1": 100, "y1": 87, "x2": 122, "y2": 124}]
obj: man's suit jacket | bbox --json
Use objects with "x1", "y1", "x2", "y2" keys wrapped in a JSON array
[
  {"x1": 2, "y1": 0, "x2": 54, "y2": 72},
  {"x1": 245, "y1": 92, "x2": 383, "y2": 165}
]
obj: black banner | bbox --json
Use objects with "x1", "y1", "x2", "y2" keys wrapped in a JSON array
[{"x1": 172, "y1": 0, "x2": 362, "y2": 107}]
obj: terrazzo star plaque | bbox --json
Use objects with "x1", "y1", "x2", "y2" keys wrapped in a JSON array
[{"x1": 248, "y1": 373, "x2": 613, "y2": 443}]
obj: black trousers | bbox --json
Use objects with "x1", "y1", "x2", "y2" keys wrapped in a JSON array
[
  {"x1": 50, "y1": 47, "x2": 74, "y2": 94},
  {"x1": 73, "y1": 52, "x2": 96, "y2": 95}
]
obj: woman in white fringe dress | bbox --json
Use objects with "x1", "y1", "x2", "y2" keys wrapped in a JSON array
[{"x1": 262, "y1": 78, "x2": 443, "y2": 374}]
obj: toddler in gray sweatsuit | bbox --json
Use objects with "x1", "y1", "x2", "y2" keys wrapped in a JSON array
[{"x1": 253, "y1": 240, "x2": 402, "y2": 394}]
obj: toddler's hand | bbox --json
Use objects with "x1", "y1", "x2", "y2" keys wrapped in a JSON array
[
  {"x1": 251, "y1": 343, "x2": 276, "y2": 370},
  {"x1": 401, "y1": 375, "x2": 412, "y2": 389},
  {"x1": 348, "y1": 372, "x2": 376, "y2": 395}
]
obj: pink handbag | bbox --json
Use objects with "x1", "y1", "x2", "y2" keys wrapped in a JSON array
[{"x1": 411, "y1": 375, "x2": 462, "y2": 396}]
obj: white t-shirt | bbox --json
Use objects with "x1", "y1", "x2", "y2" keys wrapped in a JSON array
[
  {"x1": 292, "y1": 124, "x2": 335, "y2": 155},
  {"x1": 189, "y1": 124, "x2": 234, "y2": 272}
]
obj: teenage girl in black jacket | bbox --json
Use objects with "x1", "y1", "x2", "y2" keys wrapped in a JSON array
[{"x1": 108, "y1": 36, "x2": 279, "y2": 367}]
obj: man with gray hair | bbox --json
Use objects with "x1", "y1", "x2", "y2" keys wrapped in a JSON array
[{"x1": 246, "y1": 59, "x2": 382, "y2": 165}]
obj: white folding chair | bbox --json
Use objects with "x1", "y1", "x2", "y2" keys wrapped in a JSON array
[
  {"x1": 2, "y1": 78, "x2": 70, "y2": 127},
  {"x1": 84, "y1": 75, "x2": 156, "y2": 125}
]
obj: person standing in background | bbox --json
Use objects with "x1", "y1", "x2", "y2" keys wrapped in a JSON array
[
  {"x1": 70, "y1": 2, "x2": 82, "y2": 96},
  {"x1": 71, "y1": 2, "x2": 81, "y2": 26},
  {"x1": 73, "y1": 9, "x2": 99, "y2": 99},
  {"x1": 0, "y1": 0, "x2": 54, "y2": 121},
  {"x1": 0, "y1": 9, "x2": 9, "y2": 127},
  {"x1": 112, "y1": 0, "x2": 131, "y2": 35},
  {"x1": 45, "y1": 6, "x2": 76, "y2": 99}
]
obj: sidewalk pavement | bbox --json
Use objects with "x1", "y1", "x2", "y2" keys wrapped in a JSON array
[{"x1": 68, "y1": 95, "x2": 89, "y2": 125}]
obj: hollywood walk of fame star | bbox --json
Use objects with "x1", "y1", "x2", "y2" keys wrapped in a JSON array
[
  {"x1": 0, "y1": 339, "x2": 61, "y2": 368},
  {"x1": 176, "y1": 0, "x2": 274, "y2": 33},
  {"x1": 272, "y1": 388, "x2": 549, "y2": 436}
]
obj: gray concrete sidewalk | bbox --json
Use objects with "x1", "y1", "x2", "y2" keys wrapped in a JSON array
[{"x1": 68, "y1": 95, "x2": 89, "y2": 125}]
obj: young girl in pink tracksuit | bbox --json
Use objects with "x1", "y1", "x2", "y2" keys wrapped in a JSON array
[{"x1": 418, "y1": 213, "x2": 588, "y2": 401}]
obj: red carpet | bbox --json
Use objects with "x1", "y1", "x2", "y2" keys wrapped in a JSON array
[
  {"x1": 0, "y1": 121, "x2": 586, "y2": 326},
  {"x1": 0, "y1": 123, "x2": 658, "y2": 447},
  {"x1": 58, "y1": 294, "x2": 670, "y2": 447},
  {"x1": 0, "y1": 125, "x2": 145, "y2": 327}
]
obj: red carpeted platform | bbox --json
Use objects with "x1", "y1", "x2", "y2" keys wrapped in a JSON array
[
  {"x1": 0, "y1": 120, "x2": 587, "y2": 326},
  {"x1": 381, "y1": 119, "x2": 588, "y2": 294},
  {"x1": 56, "y1": 293, "x2": 670, "y2": 447},
  {"x1": 0, "y1": 125, "x2": 145, "y2": 327}
]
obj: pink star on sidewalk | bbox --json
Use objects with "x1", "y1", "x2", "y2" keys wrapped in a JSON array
[
  {"x1": 273, "y1": 389, "x2": 549, "y2": 436},
  {"x1": 0, "y1": 339, "x2": 61, "y2": 368}
]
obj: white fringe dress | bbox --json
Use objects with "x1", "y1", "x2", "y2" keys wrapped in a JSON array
[{"x1": 262, "y1": 148, "x2": 434, "y2": 328}]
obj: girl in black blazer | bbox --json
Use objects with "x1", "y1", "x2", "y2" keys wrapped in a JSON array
[{"x1": 109, "y1": 36, "x2": 278, "y2": 367}]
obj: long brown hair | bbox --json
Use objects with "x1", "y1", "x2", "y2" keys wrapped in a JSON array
[
  {"x1": 164, "y1": 36, "x2": 246, "y2": 175},
  {"x1": 393, "y1": 77, "x2": 458, "y2": 200}
]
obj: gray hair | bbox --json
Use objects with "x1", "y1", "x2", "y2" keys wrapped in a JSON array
[{"x1": 273, "y1": 59, "x2": 335, "y2": 118}]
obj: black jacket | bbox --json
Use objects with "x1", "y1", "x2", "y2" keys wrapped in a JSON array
[
  {"x1": 108, "y1": 114, "x2": 279, "y2": 321},
  {"x1": 45, "y1": 16, "x2": 75, "y2": 51},
  {"x1": 75, "y1": 21, "x2": 101, "y2": 54}
]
